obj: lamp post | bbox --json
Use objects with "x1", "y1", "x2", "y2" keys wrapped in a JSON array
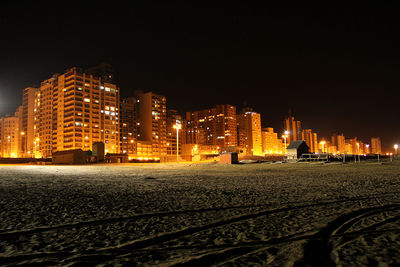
[
  {"x1": 395, "y1": 144, "x2": 399, "y2": 156},
  {"x1": 20, "y1": 132, "x2": 27, "y2": 158},
  {"x1": 173, "y1": 123, "x2": 181, "y2": 162},
  {"x1": 282, "y1": 130, "x2": 289, "y2": 159},
  {"x1": 34, "y1": 138, "x2": 39, "y2": 158}
]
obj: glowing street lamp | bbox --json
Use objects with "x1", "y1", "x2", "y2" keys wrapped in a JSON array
[
  {"x1": 173, "y1": 122, "x2": 182, "y2": 162},
  {"x1": 282, "y1": 130, "x2": 289, "y2": 155},
  {"x1": 20, "y1": 132, "x2": 27, "y2": 157},
  {"x1": 395, "y1": 144, "x2": 399, "y2": 155}
]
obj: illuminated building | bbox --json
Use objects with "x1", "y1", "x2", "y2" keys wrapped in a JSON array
[
  {"x1": 345, "y1": 138, "x2": 359, "y2": 155},
  {"x1": 237, "y1": 110, "x2": 263, "y2": 156},
  {"x1": 34, "y1": 67, "x2": 120, "y2": 158},
  {"x1": 185, "y1": 104, "x2": 237, "y2": 148},
  {"x1": 261, "y1": 127, "x2": 283, "y2": 155},
  {"x1": 21, "y1": 87, "x2": 38, "y2": 157},
  {"x1": 301, "y1": 129, "x2": 319, "y2": 153},
  {"x1": 166, "y1": 109, "x2": 183, "y2": 158},
  {"x1": 371, "y1": 137, "x2": 382, "y2": 155},
  {"x1": 284, "y1": 115, "x2": 301, "y2": 144},
  {"x1": 0, "y1": 111, "x2": 21, "y2": 158},
  {"x1": 120, "y1": 97, "x2": 138, "y2": 156},
  {"x1": 135, "y1": 91, "x2": 167, "y2": 160}
]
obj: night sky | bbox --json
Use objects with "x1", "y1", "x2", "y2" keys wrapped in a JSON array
[{"x1": 1, "y1": 2, "x2": 399, "y2": 151}]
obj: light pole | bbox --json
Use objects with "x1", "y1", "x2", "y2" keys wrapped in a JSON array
[
  {"x1": 20, "y1": 132, "x2": 26, "y2": 158},
  {"x1": 34, "y1": 138, "x2": 39, "y2": 158},
  {"x1": 173, "y1": 123, "x2": 181, "y2": 162},
  {"x1": 394, "y1": 144, "x2": 398, "y2": 156},
  {"x1": 282, "y1": 130, "x2": 289, "y2": 159}
]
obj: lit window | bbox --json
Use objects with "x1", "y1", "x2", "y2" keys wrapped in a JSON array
[{"x1": 84, "y1": 98, "x2": 90, "y2": 102}]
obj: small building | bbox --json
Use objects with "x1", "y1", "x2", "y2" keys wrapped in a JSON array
[
  {"x1": 220, "y1": 152, "x2": 239, "y2": 164},
  {"x1": 92, "y1": 142, "x2": 105, "y2": 162},
  {"x1": 105, "y1": 153, "x2": 129, "y2": 163},
  {"x1": 52, "y1": 149, "x2": 87, "y2": 165},
  {"x1": 286, "y1": 140, "x2": 310, "y2": 160}
]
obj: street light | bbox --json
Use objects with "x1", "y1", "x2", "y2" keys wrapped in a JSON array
[
  {"x1": 20, "y1": 132, "x2": 26, "y2": 157},
  {"x1": 282, "y1": 130, "x2": 289, "y2": 155},
  {"x1": 395, "y1": 144, "x2": 399, "y2": 155},
  {"x1": 173, "y1": 122, "x2": 182, "y2": 162}
]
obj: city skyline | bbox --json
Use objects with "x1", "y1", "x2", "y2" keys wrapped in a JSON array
[
  {"x1": 1, "y1": 3, "x2": 400, "y2": 151},
  {"x1": 0, "y1": 65, "x2": 392, "y2": 159}
]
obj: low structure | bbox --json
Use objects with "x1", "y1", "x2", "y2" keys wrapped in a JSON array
[
  {"x1": 92, "y1": 142, "x2": 105, "y2": 162},
  {"x1": 105, "y1": 153, "x2": 129, "y2": 163},
  {"x1": 286, "y1": 140, "x2": 309, "y2": 160},
  {"x1": 220, "y1": 152, "x2": 238, "y2": 164},
  {"x1": 52, "y1": 149, "x2": 87, "y2": 165}
]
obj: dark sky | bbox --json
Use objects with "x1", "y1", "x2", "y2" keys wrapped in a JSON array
[{"x1": 1, "y1": 2, "x2": 399, "y2": 152}]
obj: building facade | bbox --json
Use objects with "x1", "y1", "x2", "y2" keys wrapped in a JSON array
[
  {"x1": 185, "y1": 104, "x2": 237, "y2": 149},
  {"x1": 284, "y1": 115, "x2": 302, "y2": 144},
  {"x1": 237, "y1": 111, "x2": 263, "y2": 156},
  {"x1": 261, "y1": 127, "x2": 283, "y2": 155},
  {"x1": 34, "y1": 67, "x2": 120, "y2": 158},
  {"x1": 371, "y1": 137, "x2": 382, "y2": 155}
]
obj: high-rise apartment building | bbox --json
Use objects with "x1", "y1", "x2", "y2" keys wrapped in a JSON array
[
  {"x1": 135, "y1": 91, "x2": 167, "y2": 159},
  {"x1": 0, "y1": 111, "x2": 21, "y2": 158},
  {"x1": 185, "y1": 104, "x2": 237, "y2": 148},
  {"x1": 261, "y1": 127, "x2": 283, "y2": 155},
  {"x1": 371, "y1": 137, "x2": 382, "y2": 155},
  {"x1": 284, "y1": 115, "x2": 301, "y2": 144},
  {"x1": 301, "y1": 129, "x2": 318, "y2": 153},
  {"x1": 34, "y1": 67, "x2": 120, "y2": 158},
  {"x1": 237, "y1": 110, "x2": 263, "y2": 156},
  {"x1": 120, "y1": 97, "x2": 138, "y2": 156},
  {"x1": 21, "y1": 87, "x2": 38, "y2": 157}
]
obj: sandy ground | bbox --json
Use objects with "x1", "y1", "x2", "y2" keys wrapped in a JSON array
[{"x1": 0, "y1": 161, "x2": 399, "y2": 266}]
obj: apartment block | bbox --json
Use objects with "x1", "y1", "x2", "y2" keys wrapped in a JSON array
[
  {"x1": 261, "y1": 127, "x2": 283, "y2": 155},
  {"x1": 284, "y1": 115, "x2": 301, "y2": 144},
  {"x1": 135, "y1": 91, "x2": 167, "y2": 160},
  {"x1": 371, "y1": 137, "x2": 382, "y2": 155},
  {"x1": 237, "y1": 110, "x2": 263, "y2": 156},
  {"x1": 120, "y1": 97, "x2": 138, "y2": 156},
  {"x1": 185, "y1": 104, "x2": 237, "y2": 149},
  {"x1": 34, "y1": 67, "x2": 120, "y2": 158}
]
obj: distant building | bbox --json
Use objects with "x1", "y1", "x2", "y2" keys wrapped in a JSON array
[
  {"x1": 0, "y1": 113, "x2": 21, "y2": 158},
  {"x1": 135, "y1": 91, "x2": 167, "y2": 160},
  {"x1": 21, "y1": 87, "x2": 38, "y2": 157},
  {"x1": 237, "y1": 110, "x2": 263, "y2": 156},
  {"x1": 120, "y1": 97, "x2": 138, "y2": 156},
  {"x1": 301, "y1": 129, "x2": 319, "y2": 153},
  {"x1": 371, "y1": 137, "x2": 382, "y2": 155},
  {"x1": 261, "y1": 127, "x2": 283, "y2": 155},
  {"x1": 185, "y1": 104, "x2": 237, "y2": 149},
  {"x1": 284, "y1": 115, "x2": 301, "y2": 144}
]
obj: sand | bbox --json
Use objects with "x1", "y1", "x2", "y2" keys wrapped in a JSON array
[{"x1": 0, "y1": 161, "x2": 399, "y2": 266}]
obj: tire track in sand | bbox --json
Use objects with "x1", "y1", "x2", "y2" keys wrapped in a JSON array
[{"x1": 295, "y1": 204, "x2": 400, "y2": 267}]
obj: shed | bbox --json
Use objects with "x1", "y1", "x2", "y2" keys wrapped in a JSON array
[
  {"x1": 286, "y1": 140, "x2": 310, "y2": 160},
  {"x1": 52, "y1": 149, "x2": 87, "y2": 165},
  {"x1": 220, "y1": 152, "x2": 238, "y2": 164}
]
